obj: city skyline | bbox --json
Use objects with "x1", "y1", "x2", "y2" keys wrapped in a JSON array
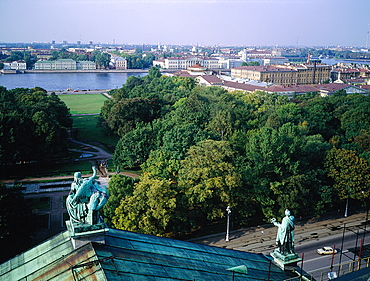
[{"x1": 1, "y1": 0, "x2": 369, "y2": 47}]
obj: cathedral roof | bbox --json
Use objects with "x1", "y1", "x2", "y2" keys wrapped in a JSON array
[{"x1": 0, "y1": 228, "x2": 297, "y2": 280}]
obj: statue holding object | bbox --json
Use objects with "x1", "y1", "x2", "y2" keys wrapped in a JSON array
[
  {"x1": 66, "y1": 166, "x2": 109, "y2": 226},
  {"x1": 271, "y1": 209, "x2": 295, "y2": 255}
]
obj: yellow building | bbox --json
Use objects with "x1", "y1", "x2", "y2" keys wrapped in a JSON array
[{"x1": 231, "y1": 63, "x2": 331, "y2": 86}]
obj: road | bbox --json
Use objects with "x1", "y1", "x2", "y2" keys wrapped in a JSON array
[
  {"x1": 189, "y1": 210, "x2": 370, "y2": 279},
  {"x1": 47, "y1": 89, "x2": 111, "y2": 95},
  {"x1": 297, "y1": 231, "x2": 361, "y2": 273}
]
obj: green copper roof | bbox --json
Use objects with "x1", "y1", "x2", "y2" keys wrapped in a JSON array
[{"x1": 0, "y1": 228, "x2": 298, "y2": 280}]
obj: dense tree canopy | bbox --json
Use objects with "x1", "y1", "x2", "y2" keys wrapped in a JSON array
[
  {"x1": 100, "y1": 68, "x2": 370, "y2": 237},
  {"x1": 0, "y1": 86, "x2": 72, "y2": 165}
]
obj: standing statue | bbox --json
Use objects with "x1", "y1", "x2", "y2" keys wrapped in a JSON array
[
  {"x1": 271, "y1": 209, "x2": 295, "y2": 255},
  {"x1": 66, "y1": 166, "x2": 109, "y2": 225}
]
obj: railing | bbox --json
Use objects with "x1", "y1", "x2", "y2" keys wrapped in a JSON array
[{"x1": 284, "y1": 256, "x2": 370, "y2": 281}]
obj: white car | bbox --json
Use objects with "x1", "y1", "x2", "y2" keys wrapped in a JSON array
[{"x1": 317, "y1": 246, "x2": 338, "y2": 255}]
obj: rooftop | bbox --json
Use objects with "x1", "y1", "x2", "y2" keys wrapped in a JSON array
[{"x1": 0, "y1": 228, "x2": 298, "y2": 280}]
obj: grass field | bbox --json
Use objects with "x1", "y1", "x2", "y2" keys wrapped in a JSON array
[
  {"x1": 59, "y1": 93, "x2": 119, "y2": 151},
  {"x1": 72, "y1": 116, "x2": 119, "y2": 151},
  {"x1": 58, "y1": 94, "x2": 108, "y2": 114}
]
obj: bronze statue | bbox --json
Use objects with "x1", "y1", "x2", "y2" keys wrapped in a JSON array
[
  {"x1": 66, "y1": 166, "x2": 109, "y2": 225},
  {"x1": 271, "y1": 209, "x2": 295, "y2": 255}
]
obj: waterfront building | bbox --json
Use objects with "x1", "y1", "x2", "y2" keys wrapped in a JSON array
[
  {"x1": 231, "y1": 63, "x2": 331, "y2": 85},
  {"x1": 3, "y1": 61, "x2": 27, "y2": 70},
  {"x1": 34, "y1": 59, "x2": 96, "y2": 70},
  {"x1": 110, "y1": 56, "x2": 127, "y2": 69},
  {"x1": 35, "y1": 59, "x2": 76, "y2": 70},
  {"x1": 77, "y1": 60, "x2": 96, "y2": 70},
  {"x1": 153, "y1": 56, "x2": 220, "y2": 69}
]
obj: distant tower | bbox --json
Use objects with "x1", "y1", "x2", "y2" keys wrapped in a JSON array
[
  {"x1": 307, "y1": 53, "x2": 311, "y2": 63},
  {"x1": 158, "y1": 42, "x2": 161, "y2": 51},
  {"x1": 192, "y1": 46, "x2": 197, "y2": 55}
]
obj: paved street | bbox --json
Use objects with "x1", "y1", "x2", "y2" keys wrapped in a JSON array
[{"x1": 189, "y1": 210, "x2": 369, "y2": 256}]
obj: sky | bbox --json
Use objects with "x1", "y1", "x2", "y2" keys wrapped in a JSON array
[{"x1": 1, "y1": 0, "x2": 369, "y2": 47}]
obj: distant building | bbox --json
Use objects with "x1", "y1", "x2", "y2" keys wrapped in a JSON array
[
  {"x1": 77, "y1": 60, "x2": 96, "y2": 70},
  {"x1": 231, "y1": 63, "x2": 331, "y2": 85},
  {"x1": 331, "y1": 67, "x2": 370, "y2": 82},
  {"x1": 3, "y1": 61, "x2": 27, "y2": 70},
  {"x1": 262, "y1": 57, "x2": 289, "y2": 66},
  {"x1": 34, "y1": 59, "x2": 96, "y2": 70},
  {"x1": 35, "y1": 59, "x2": 76, "y2": 70},
  {"x1": 196, "y1": 75, "x2": 224, "y2": 86},
  {"x1": 218, "y1": 57, "x2": 244, "y2": 69},
  {"x1": 110, "y1": 56, "x2": 127, "y2": 69},
  {"x1": 153, "y1": 57, "x2": 220, "y2": 69}
]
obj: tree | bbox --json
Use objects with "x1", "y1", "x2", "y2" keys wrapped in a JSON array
[
  {"x1": 325, "y1": 148, "x2": 370, "y2": 201},
  {"x1": 113, "y1": 124, "x2": 157, "y2": 168},
  {"x1": 103, "y1": 174, "x2": 135, "y2": 226},
  {"x1": 340, "y1": 101, "x2": 370, "y2": 140},
  {"x1": 0, "y1": 88, "x2": 71, "y2": 164},
  {"x1": 241, "y1": 124, "x2": 328, "y2": 218},
  {"x1": 105, "y1": 97, "x2": 161, "y2": 136},
  {"x1": 112, "y1": 172, "x2": 179, "y2": 236},
  {"x1": 96, "y1": 52, "x2": 111, "y2": 69},
  {"x1": 178, "y1": 140, "x2": 243, "y2": 222}
]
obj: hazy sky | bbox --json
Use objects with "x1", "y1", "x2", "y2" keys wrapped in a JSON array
[{"x1": 1, "y1": 0, "x2": 369, "y2": 47}]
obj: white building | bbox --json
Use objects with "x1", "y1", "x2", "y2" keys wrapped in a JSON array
[
  {"x1": 218, "y1": 58, "x2": 244, "y2": 69},
  {"x1": 110, "y1": 56, "x2": 127, "y2": 69},
  {"x1": 3, "y1": 61, "x2": 27, "y2": 70},
  {"x1": 262, "y1": 57, "x2": 289, "y2": 66},
  {"x1": 152, "y1": 59, "x2": 165, "y2": 68},
  {"x1": 153, "y1": 57, "x2": 221, "y2": 70}
]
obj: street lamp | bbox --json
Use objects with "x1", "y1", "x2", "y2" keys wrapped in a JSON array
[
  {"x1": 344, "y1": 196, "x2": 349, "y2": 218},
  {"x1": 226, "y1": 206, "x2": 231, "y2": 242}
]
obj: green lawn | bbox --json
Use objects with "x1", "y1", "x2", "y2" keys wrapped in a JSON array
[
  {"x1": 58, "y1": 94, "x2": 108, "y2": 114},
  {"x1": 59, "y1": 93, "x2": 119, "y2": 151},
  {"x1": 72, "y1": 116, "x2": 119, "y2": 151}
]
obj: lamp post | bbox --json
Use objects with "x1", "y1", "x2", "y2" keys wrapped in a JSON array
[
  {"x1": 344, "y1": 196, "x2": 349, "y2": 218},
  {"x1": 226, "y1": 206, "x2": 231, "y2": 242}
]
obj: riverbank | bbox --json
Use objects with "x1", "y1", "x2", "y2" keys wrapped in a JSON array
[
  {"x1": 22, "y1": 69, "x2": 180, "y2": 74},
  {"x1": 24, "y1": 69, "x2": 149, "y2": 74}
]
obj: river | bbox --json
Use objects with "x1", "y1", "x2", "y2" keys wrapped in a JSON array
[
  {"x1": 0, "y1": 72, "x2": 148, "y2": 91},
  {"x1": 318, "y1": 58, "x2": 370, "y2": 66}
]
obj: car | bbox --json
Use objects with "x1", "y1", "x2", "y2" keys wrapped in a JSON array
[{"x1": 317, "y1": 246, "x2": 337, "y2": 255}]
